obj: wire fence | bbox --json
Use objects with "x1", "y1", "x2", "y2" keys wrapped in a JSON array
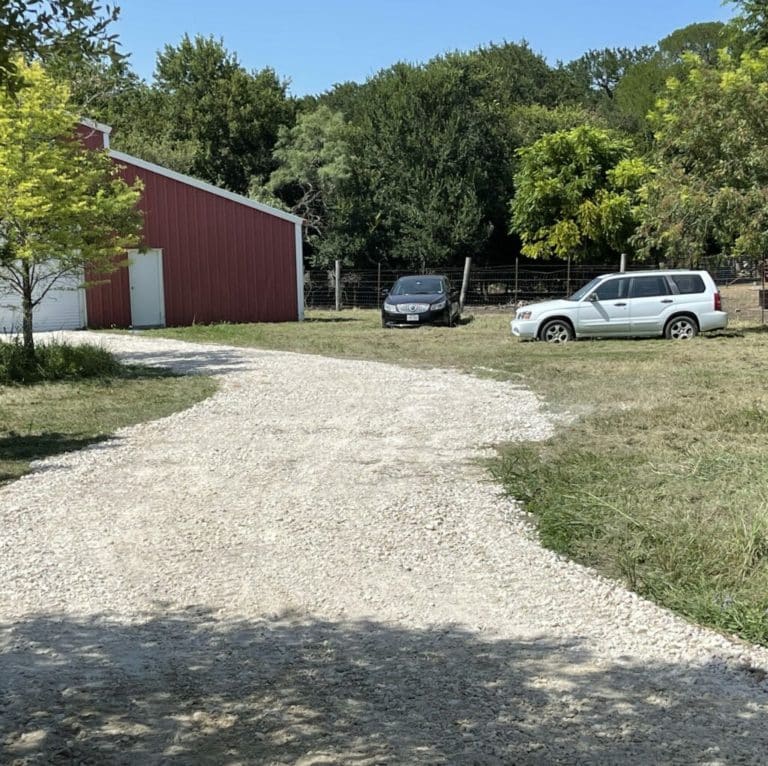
[{"x1": 304, "y1": 258, "x2": 763, "y2": 311}]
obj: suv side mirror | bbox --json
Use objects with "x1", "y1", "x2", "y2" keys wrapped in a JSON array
[{"x1": 587, "y1": 292, "x2": 599, "y2": 302}]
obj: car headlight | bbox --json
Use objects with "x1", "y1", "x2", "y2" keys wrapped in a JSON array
[
  {"x1": 517, "y1": 310, "x2": 532, "y2": 320},
  {"x1": 431, "y1": 300, "x2": 447, "y2": 310},
  {"x1": 383, "y1": 302, "x2": 398, "y2": 312}
]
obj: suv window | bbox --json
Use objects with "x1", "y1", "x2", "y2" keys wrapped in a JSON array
[
  {"x1": 630, "y1": 276, "x2": 670, "y2": 299},
  {"x1": 594, "y1": 278, "x2": 630, "y2": 300},
  {"x1": 670, "y1": 274, "x2": 706, "y2": 294}
]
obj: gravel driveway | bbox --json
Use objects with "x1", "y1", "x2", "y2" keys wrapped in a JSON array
[{"x1": 2, "y1": 332, "x2": 768, "y2": 765}]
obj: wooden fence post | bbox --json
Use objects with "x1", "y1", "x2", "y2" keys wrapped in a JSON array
[{"x1": 459, "y1": 257, "x2": 472, "y2": 313}]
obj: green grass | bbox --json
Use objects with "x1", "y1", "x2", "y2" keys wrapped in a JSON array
[
  {"x1": 0, "y1": 338, "x2": 122, "y2": 384},
  {"x1": 0, "y1": 363, "x2": 217, "y2": 485},
  {"x1": 137, "y1": 310, "x2": 768, "y2": 646}
]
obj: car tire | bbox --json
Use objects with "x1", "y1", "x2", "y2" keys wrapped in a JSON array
[
  {"x1": 540, "y1": 319, "x2": 574, "y2": 343},
  {"x1": 664, "y1": 316, "x2": 698, "y2": 340}
]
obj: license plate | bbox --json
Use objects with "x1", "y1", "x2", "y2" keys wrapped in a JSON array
[{"x1": 406, "y1": 314, "x2": 419, "y2": 322}]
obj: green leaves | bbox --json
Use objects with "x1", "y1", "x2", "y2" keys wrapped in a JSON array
[
  {"x1": 635, "y1": 49, "x2": 768, "y2": 263},
  {"x1": 0, "y1": 59, "x2": 143, "y2": 354},
  {"x1": 510, "y1": 126, "x2": 650, "y2": 262}
]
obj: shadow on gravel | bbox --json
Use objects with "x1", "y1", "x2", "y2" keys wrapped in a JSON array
[
  {"x1": 111, "y1": 348, "x2": 251, "y2": 376},
  {"x1": 0, "y1": 610, "x2": 764, "y2": 764}
]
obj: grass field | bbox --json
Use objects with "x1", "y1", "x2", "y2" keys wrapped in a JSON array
[
  {"x1": 141, "y1": 308, "x2": 768, "y2": 646},
  {"x1": 0, "y1": 364, "x2": 217, "y2": 486}
]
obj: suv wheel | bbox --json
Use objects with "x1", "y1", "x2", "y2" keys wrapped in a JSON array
[
  {"x1": 540, "y1": 319, "x2": 573, "y2": 343},
  {"x1": 665, "y1": 316, "x2": 698, "y2": 340}
]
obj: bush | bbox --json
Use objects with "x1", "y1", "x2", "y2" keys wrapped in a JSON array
[{"x1": 0, "y1": 338, "x2": 122, "y2": 385}]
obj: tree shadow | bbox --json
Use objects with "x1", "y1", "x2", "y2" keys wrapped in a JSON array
[
  {"x1": 0, "y1": 433, "x2": 116, "y2": 485},
  {"x1": 107, "y1": 348, "x2": 252, "y2": 376},
  {"x1": 1, "y1": 609, "x2": 765, "y2": 764}
]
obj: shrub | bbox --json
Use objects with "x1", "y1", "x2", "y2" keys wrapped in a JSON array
[{"x1": 0, "y1": 338, "x2": 122, "y2": 385}]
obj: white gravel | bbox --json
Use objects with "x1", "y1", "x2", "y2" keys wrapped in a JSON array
[{"x1": 1, "y1": 331, "x2": 767, "y2": 765}]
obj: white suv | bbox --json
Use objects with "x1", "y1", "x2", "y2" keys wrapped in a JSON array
[{"x1": 511, "y1": 270, "x2": 727, "y2": 342}]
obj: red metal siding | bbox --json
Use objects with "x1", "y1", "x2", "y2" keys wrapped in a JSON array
[
  {"x1": 86, "y1": 159, "x2": 298, "y2": 327},
  {"x1": 75, "y1": 124, "x2": 106, "y2": 150}
]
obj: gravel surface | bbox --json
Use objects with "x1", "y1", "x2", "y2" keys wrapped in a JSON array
[{"x1": 1, "y1": 331, "x2": 768, "y2": 765}]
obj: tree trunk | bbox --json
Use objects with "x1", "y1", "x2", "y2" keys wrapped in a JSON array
[{"x1": 21, "y1": 268, "x2": 35, "y2": 363}]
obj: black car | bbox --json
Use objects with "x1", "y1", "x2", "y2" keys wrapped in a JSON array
[{"x1": 381, "y1": 275, "x2": 461, "y2": 328}]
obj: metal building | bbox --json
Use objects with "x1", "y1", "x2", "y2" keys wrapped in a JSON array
[{"x1": 0, "y1": 120, "x2": 304, "y2": 332}]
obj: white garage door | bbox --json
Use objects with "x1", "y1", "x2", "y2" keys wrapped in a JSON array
[{"x1": 0, "y1": 273, "x2": 86, "y2": 334}]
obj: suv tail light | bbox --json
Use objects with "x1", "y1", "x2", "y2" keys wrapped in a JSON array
[{"x1": 714, "y1": 292, "x2": 722, "y2": 311}]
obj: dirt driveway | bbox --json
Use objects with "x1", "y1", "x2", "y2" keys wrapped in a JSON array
[{"x1": 1, "y1": 333, "x2": 767, "y2": 765}]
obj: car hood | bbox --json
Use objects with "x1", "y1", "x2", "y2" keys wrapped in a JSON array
[
  {"x1": 385, "y1": 293, "x2": 445, "y2": 305},
  {"x1": 520, "y1": 299, "x2": 575, "y2": 314}
]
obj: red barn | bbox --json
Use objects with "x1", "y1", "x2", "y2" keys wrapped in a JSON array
[{"x1": 0, "y1": 119, "x2": 304, "y2": 332}]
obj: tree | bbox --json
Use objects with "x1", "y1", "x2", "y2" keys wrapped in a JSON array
[
  {"x1": 728, "y1": 0, "x2": 768, "y2": 51},
  {"x1": 349, "y1": 60, "x2": 506, "y2": 269},
  {"x1": 256, "y1": 106, "x2": 352, "y2": 263},
  {"x1": 509, "y1": 126, "x2": 650, "y2": 262},
  {"x1": 658, "y1": 21, "x2": 728, "y2": 65},
  {"x1": 567, "y1": 47, "x2": 657, "y2": 101},
  {"x1": 614, "y1": 23, "x2": 729, "y2": 140},
  {"x1": 635, "y1": 50, "x2": 768, "y2": 263},
  {"x1": 0, "y1": 60, "x2": 143, "y2": 359},
  {"x1": 0, "y1": 0, "x2": 121, "y2": 94},
  {"x1": 153, "y1": 35, "x2": 294, "y2": 193}
]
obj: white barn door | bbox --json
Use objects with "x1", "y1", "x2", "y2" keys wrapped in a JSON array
[
  {"x1": 128, "y1": 249, "x2": 165, "y2": 327},
  {"x1": 0, "y1": 270, "x2": 86, "y2": 334}
]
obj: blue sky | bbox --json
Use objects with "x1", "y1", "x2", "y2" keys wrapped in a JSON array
[{"x1": 113, "y1": 0, "x2": 735, "y2": 96}]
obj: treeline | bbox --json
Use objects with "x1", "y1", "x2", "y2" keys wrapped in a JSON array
[{"x1": 49, "y1": 0, "x2": 768, "y2": 270}]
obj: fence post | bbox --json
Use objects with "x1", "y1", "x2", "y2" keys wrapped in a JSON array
[
  {"x1": 514, "y1": 257, "x2": 519, "y2": 306},
  {"x1": 459, "y1": 257, "x2": 472, "y2": 313},
  {"x1": 620, "y1": 253, "x2": 627, "y2": 272},
  {"x1": 377, "y1": 262, "x2": 381, "y2": 306},
  {"x1": 566, "y1": 255, "x2": 572, "y2": 296},
  {"x1": 335, "y1": 259, "x2": 341, "y2": 311}
]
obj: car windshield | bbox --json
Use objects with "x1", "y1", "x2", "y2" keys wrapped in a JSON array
[
  {"x1": 391, "y1": 277, "x2": 444, "y2": 295},
  {"x1": 568, "y1": 277, "x2": 603, "y2": 301}
]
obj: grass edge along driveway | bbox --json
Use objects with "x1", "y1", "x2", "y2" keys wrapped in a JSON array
[{"x1": 0, "y1": 363, "x2": 217, "y2": 486}]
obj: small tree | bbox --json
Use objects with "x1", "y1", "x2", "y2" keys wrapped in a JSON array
[
  {"x1": 509, "y1": 126, "x2": 650, "y2": 263},
  {"x1": 0, "y1": 59, "x2": 143, "y2": 359}
]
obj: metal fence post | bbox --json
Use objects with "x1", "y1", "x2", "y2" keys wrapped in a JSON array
[
  {"x1": 514, "y1": 257, "x2": 519, "y2": 307},
  {"x1": 335, "y1": 259, "x2": 341, "y2": 311}
]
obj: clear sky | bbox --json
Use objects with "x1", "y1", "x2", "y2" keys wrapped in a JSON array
[{"x1": 112, "y1": 0, "x2": 735, "y2": 97}]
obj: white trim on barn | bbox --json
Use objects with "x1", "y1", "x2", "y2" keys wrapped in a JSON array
[
  {"x1": 294, "y1": 222, "x2": 305, "y2": 321},
  {"x1": 109, "y1": 150, "x2": 303, "y2": 225},
  {"x1": 78, "y1": 117, "x2": 111, "y2": 148}
]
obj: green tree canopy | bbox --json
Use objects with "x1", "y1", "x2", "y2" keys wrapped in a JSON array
[
  {"x1": 0, "y1": 59, "x2": 143, "y2": 357},
  {"x1": 0, "y1": 0, "x2": 121, "y2": 94},
  {"x1": 635, "y1": 49, "x2": 768, "y2": 263},
  {"x1": 728, "y1": 0, "x2": 768, "y2": 51},
  {"x1": 152, "y1": 35, "x2": 294, "y2": 194},
  {"x1": 255, "y1": 105, "x2": 352, "y2": 262},
  {"x1": 510, "y1": 126, "x2": 650, "y2": 262}
]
